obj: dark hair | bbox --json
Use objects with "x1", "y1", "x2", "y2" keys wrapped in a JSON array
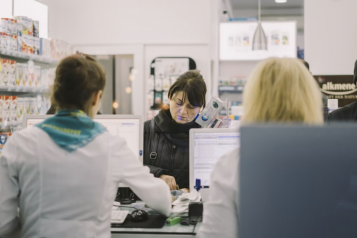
[
  {"x1": 168, "y1": 70, "x2": 207, "y2": 108},
  {"x1": 51, "y1": 54, "x2": 106, "y2": 114}
]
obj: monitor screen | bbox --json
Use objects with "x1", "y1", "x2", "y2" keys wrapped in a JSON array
[
  {"x1": 26, "y1": 117, "x2": 141, "y2": 161},
  {"x1": 193, "y1": 131, "x2": 240, "y2": 187}
]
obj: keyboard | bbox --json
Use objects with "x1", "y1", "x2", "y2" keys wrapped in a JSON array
[{"x1": 111, "y1": 210, "x2": 129, "y2": 224}]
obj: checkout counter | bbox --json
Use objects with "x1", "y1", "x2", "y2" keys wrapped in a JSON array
[{"x1": 110, "y1": 202, "x2": 201, "y2": 238}]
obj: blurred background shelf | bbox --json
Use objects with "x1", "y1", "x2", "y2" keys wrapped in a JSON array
[
  {"x1": 0, "y1": 86, "x2": 50, "y2": 95},
  {"x1": 218, "y1": 85, "x2": 244, "y2": 93},
  {"x1": 0, "y1": 49, "x2": 59, "y2": 64}
]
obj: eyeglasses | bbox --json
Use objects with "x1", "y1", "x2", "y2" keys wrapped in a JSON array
[{"x1": 76, "y1": 51, "x2": 95, "y2": 61}]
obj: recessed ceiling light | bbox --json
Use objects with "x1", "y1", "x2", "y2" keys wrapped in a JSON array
[{"x1": 275, "y1": 0, "x2": 287, "y2": 3}]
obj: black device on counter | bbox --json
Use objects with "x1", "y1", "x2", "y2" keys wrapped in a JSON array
[
  {"x1": 188, "y1": 202, "x2": 203, "y2": 225},
  {"x1": 116, "y1": 188, "x2": 138, "y2": 204},
  {"x1": 131, "y1": 210, "x2": 149, "y2": 222}
]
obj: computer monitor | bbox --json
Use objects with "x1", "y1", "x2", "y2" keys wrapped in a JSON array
[
  {"x1": 239, "y1": 124, "x2": 357, "y2": 238},
  {"x1": 189, "y1": 128, "x2": 240, "y2": 191},
  {"x1": 23, "y1": 115, "x2": 143, "y2": 163}
]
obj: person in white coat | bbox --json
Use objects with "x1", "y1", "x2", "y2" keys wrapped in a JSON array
[
  {"x1": 197, "y1": 57, "x2": 324, "y2": 238},
  {"x1": 0, "y1": 53, "x2": 171, "y2": 238}
]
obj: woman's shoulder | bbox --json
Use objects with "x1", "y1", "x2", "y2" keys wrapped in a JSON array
[{"x1": 144, "y1": 119, "x2": 155, "y2": 134}]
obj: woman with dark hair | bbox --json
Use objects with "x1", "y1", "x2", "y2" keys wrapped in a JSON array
[
  {"x1": 0, "y1": 54, "x2": 171, "y2": 238},
  {"x1": 144, "y1": 70, "x2": 207, "y2": 190}
]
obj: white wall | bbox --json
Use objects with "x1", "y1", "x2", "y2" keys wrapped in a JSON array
[
  {"x1": 47, "y1": 0, "x2": 210, "y2": 45},
  {"x1": 305, "y1": 0, "x2": 357, "y2": 75},
  {"x1": 46, "y1": 0, "x2": 213, "y2": 117}
]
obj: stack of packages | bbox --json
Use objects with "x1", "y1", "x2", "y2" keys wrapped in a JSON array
[
  {"x1": 0, "y1": 95, "x2": 51, "y2": 128},
  {"x1": 0, "y1": 16, "x2": 72, "y2": 58},
  {"x1": 0, "y1": 58, "x2": 55, "y2": 88}
]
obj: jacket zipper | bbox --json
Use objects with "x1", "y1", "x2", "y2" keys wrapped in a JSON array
[{"x1": 169, "y1": 144, "x2": 176, "y2": 175}]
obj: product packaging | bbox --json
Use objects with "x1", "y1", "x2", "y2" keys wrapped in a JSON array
[
  {"x1": 195, "y1": 97, "x2": 224, "y2": 128},
  {"x1": 16, "y1": 22, "x2": 22, "y2": 36},
  {"x1": 33, "y1": 37, "x2": 40, "y2": 55},
  {"x1": 27, "y1": 60, "x2": 35, "y2": 87},
  {"x1": 17, "y1": 35, "x2": 22, "y2": 51},
  {"x1": 22, "y1": 35, "x2": 33, "y2": 54},
  {"x1": 17, "y1": 97, "x2": 24, "y2": 123},
  {"x1": 16, "y1": 63, "x2": 23, "y2": 86},
  {"x1": 11, "y1": 35, "x2": 17, "y2": 51},
  {"x1": 0, "y1": 131, "x2": 11, "y2": 155},
  {"x1": 34, "y1": 65, "x2": 41, "y2": 87},
  {"x1": 8, "y1": 60, "x2": 16, "y2": 86},
  {"x1": 35, "y1": 95, "x2": 42, "y2": 115},
  {"x1": 13, "y1": 16, "x2": 27, "y2": 34},
  {"x1": 5, "y1": 33, "x2": 11, "y2": 50},
  {"x1": 10, "y1": 96, "x2": 17, "y2": 124},
  {"x1": 40, "y1": 38, "x2": 51, "y2": 57},
  {"x1": 3, "y1": 96, "x2": 11, "y2": 126},
  {"x1": 10, "y1": 19, "x2": 17, "y2": 35},
  {"x1": 0, "y1": 18, "x2": 10, "y2": 34},
  {"x1": 30, "y1": 97, "x2": 36, "y2": 115},
  {"x1": 0, "y1": 32, "x2": 7, "y2": 49},
  {"x1": 22, "y1": 63, "x2": 28, "y2": 86},
  {"x1": 22, "y1": 17, "x2": 33, "y2": 36},
  {"x1": 0, "y1": 59, "x2": 9, "y2": 86},
  {"x1": 23, "y1": 97, "x2": 30, "y2": 117},
  {"x1": 33, "y1": 20, "x2": 39, "y2": 38}
]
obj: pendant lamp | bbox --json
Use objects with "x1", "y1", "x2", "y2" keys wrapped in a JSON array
[{"x1": 252, "y1": 0, "x2": 267, "y2": 51}]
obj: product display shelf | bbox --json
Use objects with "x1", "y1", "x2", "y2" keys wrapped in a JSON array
[
  {"x1": 0, "y1": 122, "x2": 21, "y2": 130},
  {"x1": 0, "y1": 49, "x2": 59, "y2": 64},
  {"x1": 0, "y1": 86, "x2": 50, "y2": 95},
  {"x1": 218, "y1": 85, "x2": 244, "y2": 93}
]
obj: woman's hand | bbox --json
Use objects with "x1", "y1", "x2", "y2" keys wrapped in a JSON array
[{"x1": 159, "y1": 175, "x2": 177, "y2": 190}]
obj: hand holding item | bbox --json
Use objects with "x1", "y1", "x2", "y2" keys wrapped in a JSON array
[{"x1": 160, "y1": 174, "x2": 177, "y2": 191}]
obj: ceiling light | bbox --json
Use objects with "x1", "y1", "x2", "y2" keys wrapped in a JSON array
[{"x1": 275, "y1": 0, "x2": 287, "y2": 3}]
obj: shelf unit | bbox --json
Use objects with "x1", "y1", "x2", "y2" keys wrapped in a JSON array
[
  {"x1": 218, "y1": 85, "x2": 244, "y2": 93},
  {"x1": 0, "y1": 50, "x2": 57, "y2": 131},
  {"x1": 0, "y1": 49, "x2": 59, "y2": 64}
]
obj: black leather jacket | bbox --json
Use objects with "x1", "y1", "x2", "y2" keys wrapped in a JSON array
[
  {"x1": 327, "y1": 101, "x2": 357, "y2": 122},
  {"x1": 143, "y1": 109, "x2": 200, "y2": 189}
]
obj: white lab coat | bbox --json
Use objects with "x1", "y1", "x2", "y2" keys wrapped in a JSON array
[
  {"x1": 0, "y1": 127, "x2": 171, "y2": 238},
  {"x1": 197, "y1": 148, "x2": 239, "y2": 238}
]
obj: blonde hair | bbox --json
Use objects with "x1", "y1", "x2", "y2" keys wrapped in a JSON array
[{"x1": 242, "y1": 57, "x2": 323, "y2": 124}]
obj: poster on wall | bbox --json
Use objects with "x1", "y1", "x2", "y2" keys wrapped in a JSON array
[
  {"x1": 220, "y1": 21, "x2": 297, "y2": 60},
  {"x1": 316, "y1": 75, "x2": 356, "y2": 107},
  {"x1": 146, "y1": 57, "x2": 196, "y2": 120},
  {"x1": 153, "y1": 58, "x2": 189, "y2": 77}
]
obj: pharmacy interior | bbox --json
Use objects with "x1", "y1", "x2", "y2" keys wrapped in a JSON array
[{"x1": 0, "y1": 0, "x2": 357, "y2": 237}]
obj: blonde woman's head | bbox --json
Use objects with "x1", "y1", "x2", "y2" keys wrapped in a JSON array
[{"x1": 242, "y1": 57, "x2": 323, "y2": 124}]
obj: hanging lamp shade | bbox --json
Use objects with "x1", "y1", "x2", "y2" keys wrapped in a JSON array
[
  {"x1": 252, "y1": 22, "x2": 267, "y2": 51},
  {"x1": 252, "y1": 0, "x2": 267, "y2": 51}
]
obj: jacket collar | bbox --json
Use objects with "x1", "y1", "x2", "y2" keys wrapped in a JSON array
[{"x1": 154, "y1": 109, "x2": 200, "y2": 134}]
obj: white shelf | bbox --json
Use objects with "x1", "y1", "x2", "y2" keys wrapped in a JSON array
[
  {"x1": 1, "y1": 122, "x2": 21, "y2": 130},
  {"x1": 0, "y1": 49, "x2": 59, "y2": 64},
  {"x1": 0, "y1": 86, "x2": 50, "y2": 94}
]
